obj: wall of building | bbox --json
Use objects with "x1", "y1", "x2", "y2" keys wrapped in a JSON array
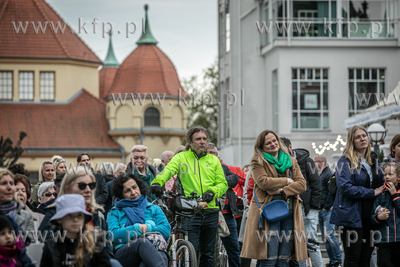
[
  {"x1": 107, "y1": 98, "x2": 186, "y2": 162},
  {"x1": 218, "y1": 0, "x2": 400, "y2": 166},
  {"x1": 0, "y1": 58, "x2": 100, "y2": 101}
]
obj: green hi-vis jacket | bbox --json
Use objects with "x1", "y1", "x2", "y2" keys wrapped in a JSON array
[{"x1": 151, "y1": 148, "x2": 228, "y2": 210}]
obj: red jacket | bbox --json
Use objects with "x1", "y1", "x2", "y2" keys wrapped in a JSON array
[
  {"x1": 247, "y1": 173, "x2": 254, "y2": 206},
  {"x1": 228, "y1": 165, "x2": 246, "y2": 198}
]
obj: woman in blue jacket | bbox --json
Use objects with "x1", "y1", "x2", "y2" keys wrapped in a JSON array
[
  {"x1": 107, "y1": 173, "x2": 170, "y2": 267},
  {"x1": 330, "y1": 125, "x2": 384, "y2": 267},
  {"x1": 371, "y1": 162, "x2": 400, "y2": 267}
]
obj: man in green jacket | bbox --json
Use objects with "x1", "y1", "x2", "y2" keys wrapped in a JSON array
[{"x1": 151, "y1": 126, "x2": 228, "y2": 267}]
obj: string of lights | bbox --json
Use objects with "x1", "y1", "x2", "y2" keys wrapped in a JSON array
[{"x1": 312, "y1": 135, "x2": 347, "y2": 155}]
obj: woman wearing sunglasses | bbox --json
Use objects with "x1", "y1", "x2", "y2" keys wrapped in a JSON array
[
  {"x1": 37, "y1": 182, "x2": 56, "y2": 211},
  {"x1": 38, "y1": 166, "x2": 123, "y2": 267}
]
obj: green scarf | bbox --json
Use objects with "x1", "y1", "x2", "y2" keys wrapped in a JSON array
[{"x1": 263, "y1": 150, "x2": 292, "y2": 173}]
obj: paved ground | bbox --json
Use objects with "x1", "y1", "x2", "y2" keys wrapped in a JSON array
[{"x1": 250, "y1": 258, "x2": 330, "y2": 266}]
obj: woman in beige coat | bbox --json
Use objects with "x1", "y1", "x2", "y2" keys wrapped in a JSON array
[{"x1": 240, "y1": 130, "x2": 307, "y2": 266}]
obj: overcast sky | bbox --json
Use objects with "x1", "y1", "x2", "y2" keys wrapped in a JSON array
[{"x1": 46, "y1": 0, "x2": 218, "y2": 80}]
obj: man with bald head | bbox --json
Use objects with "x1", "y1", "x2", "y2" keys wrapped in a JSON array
[
  {"x1": 157, "y1": 150, "x2": 174, "y2": 174},
  {"x1": 314, "y1": 155, "x2": 342, "y2": 267}
]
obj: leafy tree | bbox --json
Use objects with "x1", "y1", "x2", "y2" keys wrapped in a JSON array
[
  {"x1": 0, "y1": 131, "x2": 27, "y2": 168},
  {"x1": 181, "y1": 61, "x2": 218, "y2": 145}
]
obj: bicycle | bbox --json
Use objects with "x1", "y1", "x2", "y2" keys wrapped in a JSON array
[
  {"x1": 153, "y1": 190, "x2": 205, "y2": 267},
  {"x1": 214, "y1": 236, "x2": 228, "y2": 267}
]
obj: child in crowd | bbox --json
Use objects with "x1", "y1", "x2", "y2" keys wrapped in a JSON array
[
  {"x1": 371, "y1": 162, "x2": 400, "y2": 267},
  {"x1": 40, "y1": 194, "x2": 111, "y2": 267},
  {"x1": 0, "y1": 213, "x2": 29, "y2": 267}
]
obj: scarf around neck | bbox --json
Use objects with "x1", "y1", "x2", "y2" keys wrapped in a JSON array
[
  {"x1": 0, "y1": 202, "x2": 17, "y2": 221},
  {"x1": 263, "y1": 151, "x2": 293, "y2": 173},
  {"x1": 0, "y1": 238, "x2": 24, "y2": 267},
  {"x1": 134, "y1": 166, "x2": 154, "y2": 184},
  {"x1": 114, "y1": 195, "x2": 147, "y2": 227}
]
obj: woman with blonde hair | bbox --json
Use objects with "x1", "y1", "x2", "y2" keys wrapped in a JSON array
[
  {"x1": 0, "y1": 168, "x2": 34, "y2": 234},
  {"x1": 51, "y1": 155, "x2": 67, "y2": 176},
  {"x1": 241, "y1": 130, "x2": 307, "y2": 266},
  {"x1": 330, "y1": 125, "x2": 384, "y2": 267},
  {"x1": 38, "y1": 167, "x2": 122, "y2": 267},
  {"x1": 31, "y1": 161, "x2": 55, "y2": 205}
]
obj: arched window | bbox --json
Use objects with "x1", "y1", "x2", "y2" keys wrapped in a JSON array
[{"x1": 144, "y1": 107, "x2": 160, "y2": 127}]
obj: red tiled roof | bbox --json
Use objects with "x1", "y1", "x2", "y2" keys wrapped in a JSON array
[
  {"x1": 0, "y1": 90, "x2": 120, "y2": 149},
  {"x1": 99, "y1": 67, "x2": 118, "y2": 100},
  {"x1": 0, "y1": 0, "x2": 101, "y2": 63},
  {"x1": 105, "y1": 45, "x2": 185, "y2": 97}
]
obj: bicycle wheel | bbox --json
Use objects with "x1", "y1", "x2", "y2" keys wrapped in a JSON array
[
  {"x1": 219, "y1": 243, "x2": 228, "y2": 267},
  {"x1": 175, "y1": 240, "x2": 197, "y2": 267}
]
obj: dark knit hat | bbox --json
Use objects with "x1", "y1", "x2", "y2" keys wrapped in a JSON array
[{"x1": 0, "y1": 214, "x2": 12, "y2": 232}]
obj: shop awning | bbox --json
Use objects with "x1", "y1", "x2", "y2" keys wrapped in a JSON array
[{"x1": 344, "y1": 81, "x2": 400, "y2": 129}]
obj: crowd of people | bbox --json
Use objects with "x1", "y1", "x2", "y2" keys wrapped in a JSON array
[{"x1": 1, "y1": 125, "x2": 400, "y2": 267}]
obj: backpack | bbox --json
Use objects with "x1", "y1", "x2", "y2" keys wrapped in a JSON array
[{"x1": 329, "y1": 173, "x2": 337, "y2": 203}]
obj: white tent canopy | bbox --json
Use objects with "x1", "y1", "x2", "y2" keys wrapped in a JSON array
[{"x1": 344, "y1": 81, "x2": 400, "y2": 129}]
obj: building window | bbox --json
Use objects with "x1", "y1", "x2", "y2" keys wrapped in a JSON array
[
  {"x1": 144, "y1": 107, "x2": 160, "y2": 127},
  {"x1": 292, "y1": 0, "x2": 337, "y2": 37},
  {"x1": 261, "y1": 1, "x2": 270, "y2": 46},
  {"x1": 271, "y1": 0, "x2": 395, "y2": 39},
  {"x1": 292, "y1": 68, "x2": 329, "y2": 129},
  {"x1": 348, "y1": 68, "x2": 385, "y2": 116},
  {"x1": 40, "y1": 72, "x2": 55, "y2": 101},
  {"x1": 19, "y1": 71, "x2": 34, "y2": 100},
  {"x1": 342, "y1": 0, "x2": 395, "y2": 38},
  {"x1": 0, "y1": 71, "x2": 13, "y2": 100}
]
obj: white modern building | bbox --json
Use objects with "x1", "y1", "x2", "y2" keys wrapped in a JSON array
[{"x1": 217, "y1": 0, "x2": 400, "y2": 166}]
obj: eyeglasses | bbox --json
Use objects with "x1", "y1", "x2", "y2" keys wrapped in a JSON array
[
  {"x1": 43, "y1": 192, "x2": 56, "y2": 198},
  {"x1": 76, "y1": 182, "x2": 96, "y2": 190}
]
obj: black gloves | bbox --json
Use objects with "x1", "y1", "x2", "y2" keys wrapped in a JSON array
[
  {"x1": 150, "y1": 183, "x2": 163, "y2": 197},
  {"x1": 202, "y1": 190, "x2": 215, "y2": 203}
]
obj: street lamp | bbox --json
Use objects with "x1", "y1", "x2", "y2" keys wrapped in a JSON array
[{"x1": 367, "y1": 123, "x2": 387, "y2": 154}]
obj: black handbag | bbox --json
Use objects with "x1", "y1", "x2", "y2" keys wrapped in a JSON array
[{"x1": 172, "y1": 196, "x2": 198, "y2": 217}]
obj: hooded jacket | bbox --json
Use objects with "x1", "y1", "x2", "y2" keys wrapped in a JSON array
[
  {"x1": 371, "y1": 189, "x2": 400, "y2": 243},
  {"x1": 151, "y1": 148, "x2": 228, "y2": 212},
  {"x1": 294, "y1": 148, "x2": 322, "y2": 214},
  {"x1": 330, "y1": 153, "x2": 384, "y2": 228}
]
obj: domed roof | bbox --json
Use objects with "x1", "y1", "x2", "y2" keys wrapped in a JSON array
[
  {"x1": 106, "y1": 45, "x2": 183, "y2": 97},
  {"x1": 105, "y1": 5, "x2": 184, "y2": 98}
]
